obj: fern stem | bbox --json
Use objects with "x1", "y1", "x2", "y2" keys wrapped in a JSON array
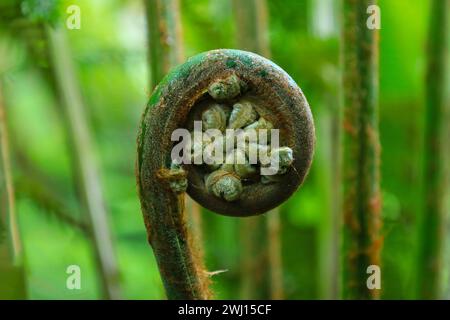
[
  {"x1": 233, "y1": 0, "x2": 284, "y2": 300},
  {"x1": 46, "y1": 26, "x2": 122, "y2": 300},
  {"x1": 137, "y1": 103, "x2": 210, "y2": 300},
  {"x1": 144, "y1": 0, "x2": 203, "y2": 251},
  {"x1": 145, "y1": 0, "x2": 184, "y2": 88},
  {"x1": 142, "y1": 0, "x2": 208, "y2": 300},
  {"x1": 267, "y1": 211, "x2": 283, "y2": 299},
  {"x1": 341, "y1": 0, "x2": 382, "y2": 299},
  {"x1": 417, "y1": 0, "x2": 449, "y2": 299},
  {"x1": 0, "y1": 79, "x2": 27, "y2": 299}
]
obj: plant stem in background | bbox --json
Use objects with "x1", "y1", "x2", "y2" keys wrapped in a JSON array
[
  {"x1": 14, "y1": 151, "x2": 90, "y2": 234},
  {"x1": 145, "y1": 0, "x2": 184, "y2": 89},
  {"x1": 266, "y1": 211, "x2": 283, "y2": 299},
  {"x1": 233, "y1": 0, "x2": 271, "y2": 58},
  {"x1": 325, "y1": 103, "x2": 341, "y2": 299},
  {"x1": 341, "y1": 0, "x2": 382, "y2": 299},
  {"x1": 417, "y1": 0, "x2": 449, "y2": 300},
  {"x1": 318, "y1": 98, "x2": 341, "y2": 300},
  {"x1": 46, "y1": 26, "x2": 121, "y2": 300},
  {"x1": 0, "y1": 80, "x2": 27, "y2": 299},
  {"x1": 310, "y1": 0, "x2": 341, "y2": 300},
  {"x1": 233, "y1": 0, "x2": 284, "y2": 300},
  {"x1": 144, "y1": 0, "x2": 205, "y2": 276},
  {"x1": 9, "y1": 130, "x2": 89, "y2": 233},
  {"x1": 145, "y1": 0, "x2": 204, "y2": 247},
  {"x1": 1, "y1": 2, "x2": 123, "y2": 299}
]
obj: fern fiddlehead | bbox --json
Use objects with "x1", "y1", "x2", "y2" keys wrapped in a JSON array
[{"x1": 136, "y1": 49, "x2": 315, "y2": 299}]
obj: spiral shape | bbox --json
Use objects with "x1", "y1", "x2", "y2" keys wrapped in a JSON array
[{"x1": 137, "y1": 49, "x2": 315, "y2": 217}]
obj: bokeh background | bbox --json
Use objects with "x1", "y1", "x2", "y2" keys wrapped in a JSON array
[{"x1": 0, "y1": 0, "x2": 449, "y2": 299}]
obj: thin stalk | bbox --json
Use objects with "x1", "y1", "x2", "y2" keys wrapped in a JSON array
[
  {"x1": 185, "y1": 195, "x2": 204, "y2": 256},
  {"x1": 417, "y1": 0, "x2": 449, "y2": 300},
  {"x1": 11, "y1": 140, "x2": 89, "y2": 233},
  {"x1": 267, "y1": 211, "x2": 283, "y2": 299},
  {"x1": 233, "y1": 0, "x2": 284, "y2": 299},
  {"x1": 144, "y1": 0, "x2": 205, "y2": 298},
  {"x1": 0, "y1": 80, "x2": 27, "y2": 299},
  {"x1": 233, "y1": 0, "x2": 271, "y2": 58},
  {"x1": 310, "y1": 0, "x2": 341, "y2": 300},
  {"x1": 145, "y1": 0, "x2": 184, "y2": 88},
  {"x1": 45, "y1": 26, "x2": 121, "y2": 300},
  {"x1": 15, "y1": 165, "x2": 90, "y2": 234},
  {"x1": 324, "y1": 107, "x2": 341, "y2": 299},
  {"x1": 341, "y1": 0, "x2": 382, "y2": 299},
  {"x1": 144, "y1": 0, "x2": 203, "y2": 246},
  {"x1": 2, "y1": 1, "x2": 122, "y2": 299},
  {"x1": 239, "y1": 217, "x2": 268, "y2": 299}
]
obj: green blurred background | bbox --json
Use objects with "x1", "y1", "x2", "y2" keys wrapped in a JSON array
[{"x1": 0, "y1": 0, "x2": 449, "y2": 299}]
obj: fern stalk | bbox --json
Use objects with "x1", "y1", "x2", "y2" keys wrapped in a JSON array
[
  {"x1": 144, "y1": 0, "x2": 203, "y2": 246},
  {"x1": 143, "y1": 0, "x2": 206, "y2": 299},
  {"x1": 46, "y1": 26, "x2": 122, "y2": 300},
  {"x1": 341, "y1": 0, "x2": 382, "y2": 299},
  {"x1": 145, "y1": 0, "x2": 184, "y2": 88},
  {"x1": 417, "y1": 0, "x2": 449, "y2": 300},
  {"x1": 1, "y1": 0, "x2": 122, "y2": 299},
  {"x1": 233, "y1": 0, "x2": 284, "y2": 299},
  {"x1": 0, "y1": 80, "x2": 27, "y2": 299}
]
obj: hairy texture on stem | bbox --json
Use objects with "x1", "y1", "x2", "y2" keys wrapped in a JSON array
[
  {"x1": 144, "y1": 0, "x2": 206, "y2": 298},
  {"x1": 137, "y1": 49, "x2": 314, "y2": 299},
  {"x1": 341, "y1": 0, "x2": 382, "y2": 300},
  {"x1": 137, "y1": 94, "x2": 210, "y2": 300},
  {"x1": 417, "y1": 0, "x2": 449, "y2": 300}
]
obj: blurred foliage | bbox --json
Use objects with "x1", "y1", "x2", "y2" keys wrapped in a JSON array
[
  {"x1": 20, "y1": 0, "x2": 61, "y2": 24},
  {"x1": 0, "y1": 0, "x2": 448, "y2": 299}
]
